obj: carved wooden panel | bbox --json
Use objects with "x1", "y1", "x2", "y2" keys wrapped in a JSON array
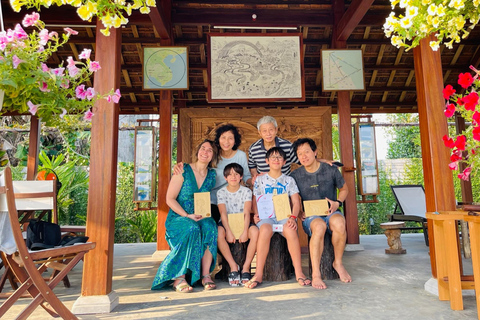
[{"x1": 179, "y1": 107, "x2": 332, "y2": 163}]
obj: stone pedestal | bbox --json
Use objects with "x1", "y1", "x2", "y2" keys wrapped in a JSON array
[{"x1": 380, "y1": 222, "x2": 406, "y2": 254}]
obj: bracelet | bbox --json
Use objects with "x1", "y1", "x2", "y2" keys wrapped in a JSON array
[{"x1": 290, "y1": 215, "x2": 297, "y2": 220}]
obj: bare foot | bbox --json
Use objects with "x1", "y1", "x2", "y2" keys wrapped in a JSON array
[
  {"x1": 296, "y1": 276, "x2": 312, "y2": 286},
  {"x1": 333, "y1": 261, "x2": 352, "y2": 283},
  {"x1": 312, "y1": 276, "x2": 327, "y2": 289}
]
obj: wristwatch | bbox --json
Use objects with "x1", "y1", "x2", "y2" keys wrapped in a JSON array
[{"x1": 335, "y1": 200, "x2": 343, "y2": 207}]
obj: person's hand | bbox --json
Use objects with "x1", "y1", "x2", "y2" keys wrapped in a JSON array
[
  {"x1": 251, "y1": 172, "x2": 266, "y2": 186},
  {"x1": 187, "y1": 214, "x2": 203, "y2": 221},
  {"x1": 253, "y1": 214, "x2": 260, "y2": 224},
  {"x1": 326, "y1": 197, "x2": 339, "y2": 215},
  {"x1": 286, "y1": 217, "x2": 298, "y2": 230},
  {"x1": 226, "y1": 230, "x2": 236, "y2": 243},
  {"x1": 239, "y1": 231, "x2": 248, "y2": 243},
  {"x1": 299, "y1": 211, "x2": 306, "y2": 221},
  {"x1": 173, "y1": 162, "x2": 184, "y2": 175}
]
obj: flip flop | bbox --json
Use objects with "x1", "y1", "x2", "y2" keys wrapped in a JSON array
[
  {"x1": 245, "y1": 279, "x2": 262, "y2": 289},
  {"x1": 201, "y1": 275, "x2": 216, "y2": 290},
  {"x1": 172, "y1": 278, "x2": 192, "y2": 293},
  {"x1": 297, "y1": 277, "x2": 312, "y2": 286},
  {"x1": 228, "y1": 270, "x2": 241, "y2": 286},
  {"x1": 240, "y1": 272, "x2": 251, "y2": 285}
]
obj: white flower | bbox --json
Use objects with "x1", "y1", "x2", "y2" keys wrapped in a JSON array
[
  {"x1": 406, "y1": 6, "x2": 419, "y2": 17},
  {"x1": 400, "y1": 16, "x2": 413, "y2": 28},
  {"x1": 436, "y1": 4, "x2": 446, "y2": 17},
  {"x1": 427, "y1": 4, "x2": 437, "y2": 16},
  {"x1": 430, "y1": 41, "x2": 440, "y2": 50},
  {"x1": 448, "y1": 0, "x2": 465, "y2": 9}
]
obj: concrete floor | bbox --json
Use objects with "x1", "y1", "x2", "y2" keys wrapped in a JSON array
[{"x1": 2, "y1": 233, "x2": 478, "y2": 319}]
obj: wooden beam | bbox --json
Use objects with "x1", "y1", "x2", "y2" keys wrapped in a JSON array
[
  {"x1": 148, "y1": 0, "x2": 172, "y2": 40},
  {"x1": 82, "y1": 21, "x2": 121, "y2": 296},
  {"x1": 413, "y1": 34, "x2": 456, "y2": 278},
  {"x1": 336, "y1": 0, "x2": 376, "y2": 41}
]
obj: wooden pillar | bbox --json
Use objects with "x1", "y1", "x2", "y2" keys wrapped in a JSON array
[
  {"x1": 332, "y1": 0, "x2": 359, "y2": 244},
  {"x1": 157, "y1": 91, "x2": 172, "y2": 250},
  {"x1": 26, "y1": 116, "x2": 40, "y2": 180},
  {"x1": 81, "y1": 22, "x2": 121, "y2": 296},
  {"x1": 413, "y1": 35, "x2": 456, "y2": 277}
]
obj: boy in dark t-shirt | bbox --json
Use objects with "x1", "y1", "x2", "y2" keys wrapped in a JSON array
[{"x1": 291, "y1": 138, "x2": 351, "y2": 289}]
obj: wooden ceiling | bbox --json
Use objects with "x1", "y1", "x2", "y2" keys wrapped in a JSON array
[{"x1": 2, "y1": 0, "x2": 480, "y2": 115}]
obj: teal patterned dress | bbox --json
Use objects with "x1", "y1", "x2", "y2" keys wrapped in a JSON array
[{"x1": 151, "y1": 164, "x2": 218, "y2": 290}]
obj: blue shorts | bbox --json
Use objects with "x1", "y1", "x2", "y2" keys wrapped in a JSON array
[{"x1": 302, "y1": 211, "x2": 344, "y2": 237}]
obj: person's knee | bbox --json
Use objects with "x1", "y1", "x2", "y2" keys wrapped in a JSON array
[
  {"x1": 249, "y1": 226, "x2": 259, "y2": 240},
  {"x1": 311, "y1": 219, "x2": 327, "y2": 236},
  {"x1": 218, "y1": 226, "x2": 226, "y2": 238},
  {"x1": 259, "y1": 224, "x2": 273, "y2": 237},
  {"x1": 329, "y1": 216, "x2": 346, "y2": 234}
]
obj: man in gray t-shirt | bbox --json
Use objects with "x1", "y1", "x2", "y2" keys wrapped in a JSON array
[{"x1": 290, "y1": 138, "x2": 351, "y2": 290}]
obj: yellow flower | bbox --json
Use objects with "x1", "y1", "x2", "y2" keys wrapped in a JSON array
[
  {"x1": 400, "y1": 16, "x2": 412, "y2": 28},
  {"x1": 436, "y1": 4, "x2": 446, "y2": 16},
  {"x1": 406, "y1": 6, "x2": 418, "y2": 17},
  {"x1": 132, "y1": 0, "x2": 142, "y2": 9},
  {"x1": 474, "y1": 0, "x2": 480, "y2": 6},
  {"x1": 448, "y1": 0, "x2": 465, "y2": 9},
  {"x1": 432, "y1": 16, "x2": 440, "y2": 27},
  {"x1": 454, "y1": 16, "x2": 466, "y2": 30},
  {"x1": 421, "y1": 0, "x2": 431, "y2": 5},
  {"x1": 427, "y1": 4, "x2": 437, "y2": 16},
  {"x1": 391, "y1": 36, "x2": 404, "y2": 47},
  {"x1": 399, "y1": 0, "x2": 410, "y2": 8},
  {"x1": 102, "y1": 14, "x2": 113, "y2": 27},
  {"x1": 391, "y1": 0, "x2": 400, "y2": 9},
  {"x1": 146, "y1": 0, "x2": 155, "y2": 6},
  {"x1": 112, "y1": 15, "x2": 122, "y2": 28},
  {"x1": 100, "y1": 28, "x2": 110, "y2": 37},
  {"x1": 462, "y1": 31, "x2": 470, "y2": 39},
  {"x1": 10, "y1": 0, "x2": 22, "y2": 12},
  {"x1": 420, "y1": 24, "x2": 429, "y2": 33},
  {"x1": 140, "y1": 6, "x2": 150, "y2": 14},
  {"x1": 77, "y1": 5, "x2": 92, "y2": 20},
  {"x1": 445, "y1": 39, "x2": 454, "y2": 49},
  {"x1": 125, "y1": 4, "x2": 132, "y2": 15},
  {"x1": 429, "y1": 41, "x2": 440, "y2": 50}
]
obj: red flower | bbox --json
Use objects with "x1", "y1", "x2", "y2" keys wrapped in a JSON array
[
  {"x1": 443, "y1": 85, "x2": 456, "y2": 100},
  {"x1": 443, "y1": 135, "x2": 455, "y2": 148},
  {"x1": 473, "y1": 126, "x2": 480, "y2": 141},
  {"x1": 444, "y1": 103, "x2": 456, "y2": 117},
  {"x1": 458, "y1": 72, "x2": 474, "y2": 89},
  {"x1": 473, "y1": 111, "x2": 480, "y2": 125},
  {"x1": 458, "y1": 167, "x2": 472, "y2": 181},
  {"x1": 463, "y1": 92, "x2": 479, "y2": 111},
  {"x1": 450, "y1": 152, "x2": 462, "y2": 162},
  {"x1": 457, "y1": 97, "x2": 465, "y2": 106},
  {"x1": 455, "y1": 135, "x2": 466, "y2": 150}
]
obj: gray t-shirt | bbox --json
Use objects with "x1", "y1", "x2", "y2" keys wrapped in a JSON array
[
  {"x1": 217, "y1": 185, "x2": 252, "y2": 216},
  {"x1": 290, "y1": 164, "x2": 345, "y2": 202}
]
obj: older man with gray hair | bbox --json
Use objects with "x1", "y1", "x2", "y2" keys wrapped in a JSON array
[{"x1": 248, "y1": 116, "x2": 299, "y2": 180}]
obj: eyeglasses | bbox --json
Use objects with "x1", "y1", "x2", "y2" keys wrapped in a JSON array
[{"x1": 269, "y1": 156, "x2": 284, "y2": 160}]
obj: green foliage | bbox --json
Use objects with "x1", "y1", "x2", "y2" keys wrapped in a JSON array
[
  {"x1": 385, "y1": 114, "x2": 422, "y2": 159},
  {"x1": 115, "y1": 162, "x2": 157, "y2": 243},
  {"x1": 37, "y1": 151, "x2": 89, "y2": 225}
]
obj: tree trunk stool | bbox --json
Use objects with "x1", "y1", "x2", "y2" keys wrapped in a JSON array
[
  {"x1": 263, "y1": 233, "x2": 293, "y2": 281},
  {"x1": 216, "y1": 241, "x2": 249, "y2": 281},
  {"x1": 380, "y1": 222, "x2": 407, "y2": 254},
  {"x1": 307, "y1": 232, "x2": 339, "y2": 280}
]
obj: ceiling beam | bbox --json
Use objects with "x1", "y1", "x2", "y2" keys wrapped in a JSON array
[
  {"x1": 336, "y1": 0, "x2": 376, "y2": 41},
  {"x1": 148, "y1": 0, "x2": 171, "y2": 39}
]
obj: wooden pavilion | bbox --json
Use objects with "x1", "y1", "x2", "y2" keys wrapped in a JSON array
[{"x1": 1, "y1": 0, "x2": 476, "y2": 313}]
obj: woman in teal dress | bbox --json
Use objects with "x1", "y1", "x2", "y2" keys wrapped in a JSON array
[{"x1": 152, "y1": 140, "x2": 219, "y2": 292}]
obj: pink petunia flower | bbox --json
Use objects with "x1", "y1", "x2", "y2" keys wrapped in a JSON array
[
  {"x1": 22, "y1": 12, "x2": 40, "y2": 28},
  {"x1": 450, "y1": 149, "x2": 462, "y2": 162},
  {"x1": 79, "y1": 49, "x2": 91, "y2": 60},
  {"x1": 27, "y1": 101, "x2": 38, "y2": 115},
  {"x1": 68, "y1": 65, "x2": 80, "y2": 77},
  {"x1": 12, "y1": 55, "x2": 24, "y2": 69},
  {"x1": 463, "y1": 92, "x2": 479, "y2": 111},
  {"x1": 85, "y1": 87, "x2": 95, "y2": 100},
  {"x1": 38, "y1": 29, "x2": 50, "y2": 46},
  {"x1": 448, "y1": 162, "x2": 459, "y2": 170},
  {"x1": 60, "y1": 79, "x2": 70, "y2": 89},
  {"x1": 60, "y1": 108, "x2": 67, "y2": 119},
  {"x1": 64, "y1": 28, "x2": 78, "y2": 36},
  {"x1": 84, "y1": 110, "x2": 93, "y2": 121},
  {"x1": 88, "y1": 61, "x2": 101, "y2": 72},
  {"x1": 48, "y1": 31, "x2": 58, "y2": 39},
  {"x1": 66, "y1": 56, "x2": 76, "y2": 68},
  {"x1": 443, "y1": 85, "x2": 456, "y2": 100},
  {"x1": 13, "y1": 24, "x2": 28, "y2": 40},
  {"x1": 39, "y1": 81, "x2": 50, "y2": 92},
  {"x1": 458, "y1": 167, "x2": 472, "y2": 181},
  {"x1": 41, "y1": 63, "x2": 49, "y2": 72},
  {"x1": 443, "y1": 135, "x2": 455, "y2": 148},
  {"x1": 112, "y1": 89, "x2": 121, "y2": 103},
  {"x1": 52, "y1": 67, "x2": 65, "y2": 76},
  {"x1": 455, "y1": 135, "x2": 466, "y2": 151},
  {"x1": 444, "y1": 103, "x2": 456, "y2": 117},
  {"x1": 458, "y1": 72, "x2": 474, "y2": 89},
  {"x1": 75, "y1": 84, "x2": 87, "y2": 99}
]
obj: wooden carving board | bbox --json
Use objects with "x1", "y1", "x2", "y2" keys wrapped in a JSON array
[
  {"x1": 303, "y1": 199, "x2": 329, "y2": 216},
  {"x1": 273, "y1": 193, "x2": 291, "y2": 221},
  {"x1": 227, "y1": 213, "x2": 245, "y2": 239},
  {"x1": 194, "y1": 192, "x2": 211, "y2": 217}
]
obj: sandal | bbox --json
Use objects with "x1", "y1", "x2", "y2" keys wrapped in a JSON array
[
  {"x1": 245, "y1": 277, "x2": 262, "y2": 289},
  {"x1": 172, "y1": 277, "x2": 192, "y2": 293},
  {"x1": 297, "y1": 277, "x2": 312, "y2": 286},
  {"x1": 228, "y1": 270, "x2": 241, "y2": 287},
  {"x1": 201, "y1": 275, "x2": 216, "y2": 290},
  {"x1": 240, "y1": 272, "x2": 251, "y2": 286}
]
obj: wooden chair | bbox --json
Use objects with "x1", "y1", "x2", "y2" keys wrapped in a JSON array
[
  {"x1": 389, "y1": 185, "x2": 429, "y2": 246},
  {"x1": 0, "y1": 167, "x2": 95, "y2": 319}
]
